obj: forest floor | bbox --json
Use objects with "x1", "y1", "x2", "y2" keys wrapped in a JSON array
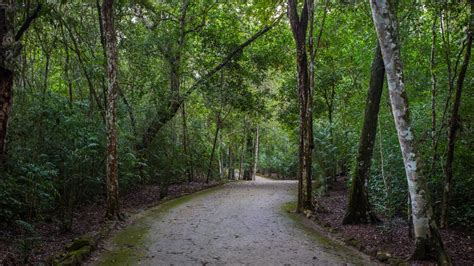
[
  {"x1": 88, "y1": 176, "x2": 374, "y2": 265},
  {"x1": 0, "y1": 181, "x2": 222, "y2": 265},
  {"x1": 312, "y1": 176, "x2": 474, "y2": 265}
]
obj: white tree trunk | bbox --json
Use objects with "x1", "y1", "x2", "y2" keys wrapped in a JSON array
[{"x1": 370, "y1": 1, "x2": 449, "y2": 264}]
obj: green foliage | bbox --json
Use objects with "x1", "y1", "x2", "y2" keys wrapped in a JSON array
[{"x1": 1, "y1": 0, "x2": 472, "y2": 234}]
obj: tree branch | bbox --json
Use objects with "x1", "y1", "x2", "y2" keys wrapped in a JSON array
[
  {"x1": 138, "y1": 17, "x2": 282, "y2": 150},
  {"x1": 15, "y1": 4, "x2": 43, "y2": 41},
  {"x1": 180, "y1": 17, "x2": 282, "y2": 103}
]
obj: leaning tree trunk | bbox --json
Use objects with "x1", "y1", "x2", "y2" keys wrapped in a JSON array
[
  {"x1": 343, "y1": 43, "x2": 384, "y2": 225},
  {"x1": 288, "y1": 0, "x2": 314, "y2": 213},
  {"x1": 102, "y1": 0, "x2": 120, "y2": 220},
  {"x1": 440, "y1": 2, "x2": 473, "y2": 229},
  {"x1": 370, "y1": 1, "x2": 450, "y2": 264}
]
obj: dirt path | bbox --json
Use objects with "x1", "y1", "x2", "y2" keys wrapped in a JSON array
[{"x1": 91, "y1": 177, "x2": 374, "y2": 265}]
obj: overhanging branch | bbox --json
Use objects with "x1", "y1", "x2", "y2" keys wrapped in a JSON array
[
  {"x1": 15, "y1": 4, "x2": 43, "y2": 41},
  {"x1": 138, "y1": 16, "x2": 282, "y2": 150}
]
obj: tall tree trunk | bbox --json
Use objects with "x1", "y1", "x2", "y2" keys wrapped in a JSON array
[
  {"x1": 288, "y1": 0, "x2": 314, "y2": 212},
  {"x1": 0, "y1": 2, "x2": 41, "y2": 168},
  {"x1": 243, "y1": 128, "x2": 254, "y2": 181},
  {"x1": 440, "y1": 3, "x2": 473, "y2": 229},
  {"x1": 64, "y1": 40, "x2": 73, "y2": 107},
  {"x1": 239, "y1": 138, "x2": 244, "y2": 180},
  {"x1": 228, "y1": 146, "x2": 234, "y2": 180},
  {"x1": 430, "y1": 13, "x2": 438, "y2": 180},
  {"x1": 251, "y1": 125, "x2": 259, "y2": 179},
  {"x1": 370, "y1": 1, "x2": 450, "y2": 264},
  {"x1": 0, "y1": 3, "x2": 14, "y2": 167},
  {"x1": 102, "y1": 0, "x2": 120, "y2": 220},
  {"x1": 182, "y1": 102, "x2": 194, "y2": 182},
  {"x1": 206, "y1": 115, "x2": 220, "y2": 183},
  {"x1": 343, "y1": 43, "x2": 384, "y2": 225}
]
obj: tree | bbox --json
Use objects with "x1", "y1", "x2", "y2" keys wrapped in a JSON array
[
  {"x1": 243, "y1": 126, "x2": 255, "y2": 181},
  {"x1": 251, "y1": 125, "x2": 260, "y2": 179},
  {"x1": 370, "y1": 0, "x2": 450, "y2": 263},
  {"x1": 287, "y1": 0, "x2": 314, "y2": 212},
  {"x1": 137, "y1": 17, "x2": 278, "y2": 151},
  {"x1": 343, "y1": 43, "x2": 384, "y2": 225},
  {"x1": 101, "y1": 0, "x2": 120, "y2": 219},
  {"x1": 441, "y1": 1, "x2": 473, "y2": 229},
  {"x1": 0, "y1": 2, "x2": 41, "y2": 167}
]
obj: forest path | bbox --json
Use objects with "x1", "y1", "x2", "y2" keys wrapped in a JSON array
[{"x1": 92, "y1": 176, "x2": 373, "y2": 265}]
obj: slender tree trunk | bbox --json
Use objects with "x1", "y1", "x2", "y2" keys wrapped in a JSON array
[
  {"x1": 370, "y1": 1, "x2": 450, "y2": 264},
  {"x1": 206, "y1": 115, "x2": 220, "y2": 183},
  {"x1": 343, "y1": 43, "x2": 384, "y2": 225},
  {"x1": 288, "y1": 0, "x2": 314, "y2": 212},
  {"x1": 65, "y1": 42, "x2": 73, "y2": 107},
  {"x1": 251, "y1": 125, "x2": 259, "y2": 180},
  {"x1": 102, "y1": 0, "x2": 120, "y2": 220},
  {"x1": 378, "y1": 119, "x2": 389, "y2": 199},
  {"x1": 239, "y1": 138, "x2": 244, "y2": 180},
  {"x1": 63, "y1": 20, "x2": 104, "y2": 118},
  {"x1": 243, "y1": 128, "x2": 254, "y2": 181},
  {"x1": 182, "y1": 102, "x2": 194, "y2": 182},
  {"x1": 430, "y1": 13, "x2": 438, "y2": 180},
  {"x1": 43, "y1": 54, "x2": 50, "y2": 94},
  {"x1": 228, "y1": 146, "x2": 234, "y2": 179},
  {"x1": 441, "y1": 3, "x2": 473, "y2": 229}
]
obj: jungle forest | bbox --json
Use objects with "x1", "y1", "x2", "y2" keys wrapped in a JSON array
[{"x1": 0, "y1": 0, "x2": 473, "y2": 265}]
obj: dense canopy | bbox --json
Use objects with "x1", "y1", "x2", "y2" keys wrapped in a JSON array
[{"x1": 0, "y1": 0, "x2": 472, "y2": 264}]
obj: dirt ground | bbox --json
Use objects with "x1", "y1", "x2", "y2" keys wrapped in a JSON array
[
  {"x1": 90, "y1": 176, "x2": 375, "y2": 265},
  {"x1": 313, "y1": 177, "x2": 474, "y2": 266},
  {"x1": 0, "y1": 182, "x2": 220, "y2": 265}
]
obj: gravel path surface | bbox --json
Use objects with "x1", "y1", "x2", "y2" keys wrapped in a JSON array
[{"x1": 92, "y1": 176, "x2": 373, "y2": 265}]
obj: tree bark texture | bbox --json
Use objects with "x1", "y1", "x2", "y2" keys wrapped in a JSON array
[
  {"x1": 0, "y1": 4, "x2": 15, "y2": 161},
  {"x1": 370, "y1": 1, "x2": 450, "y2": 264},
  {"x1": 288, "y1": 0, "x2": 314, "y2": 212},
  {"x1": 0, "y1": 1, "x2": 41, "y2": 168},
  {"x1": 441, "y1": 2, "x2": 473, "y2": 229},
  {"x1": 343, "y1": 43, "x2": 384, "y2": 225},
  {"x1": 102, "y1": 0, "x2": 120, "y2": 219}
]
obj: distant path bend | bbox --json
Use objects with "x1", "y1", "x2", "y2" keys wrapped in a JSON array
[{"x1": 93, "y1": 176, "x2": 373, "y2": 265}]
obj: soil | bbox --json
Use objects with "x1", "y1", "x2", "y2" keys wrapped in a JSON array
[
  {"x1": 89, "y1": 176, "x2": 375, "y2": 265},
  {"x1": 313, "y1": 176, "x2": 474, "y2": 266},
  {"x1": 0, "y1": 181, "x2": 221, "y2": 265}
]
